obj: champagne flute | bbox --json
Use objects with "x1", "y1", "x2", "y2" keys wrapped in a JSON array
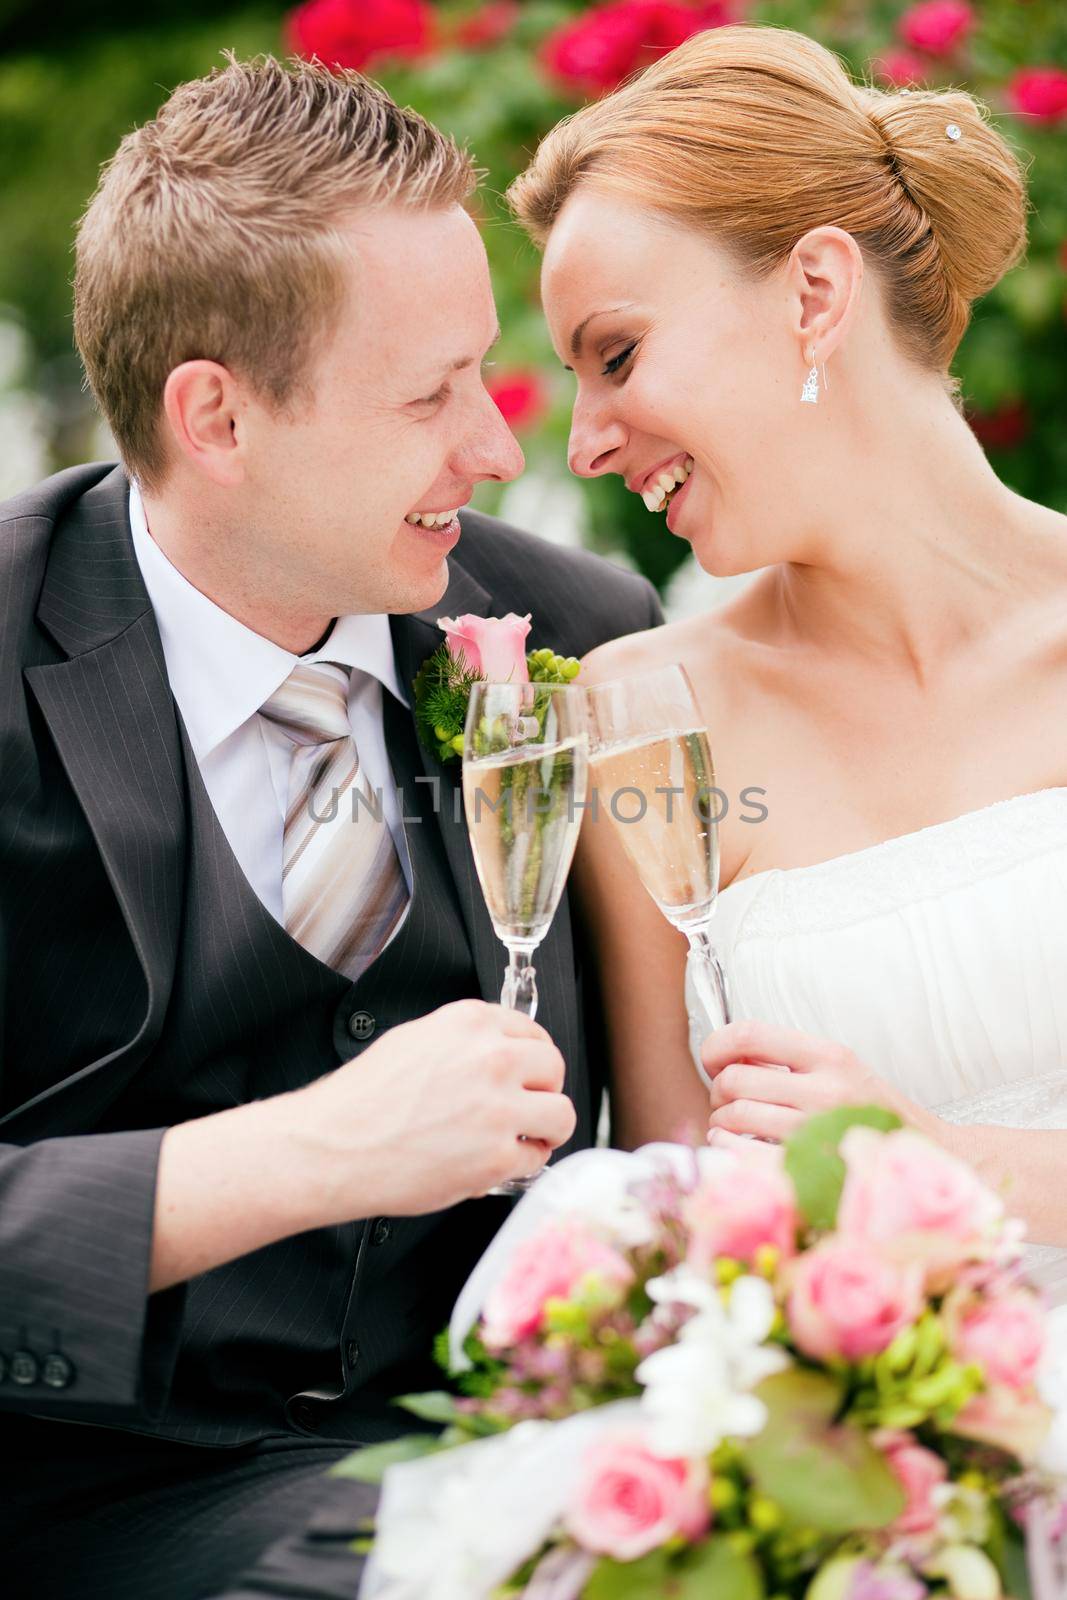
[
  {"x1": 584, "y1": 663, "x2": 730, "y2": 1088},
  {"x1": 462, "y1": 681, "x2": 588, "y2": 1191}
]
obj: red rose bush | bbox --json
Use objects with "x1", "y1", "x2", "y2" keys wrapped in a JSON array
[{"x1": 347, "y1": 1110, "x2": 1067, "y2": 1599}]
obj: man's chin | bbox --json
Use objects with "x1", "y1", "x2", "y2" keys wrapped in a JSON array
[{"x1": 385, "y1": 555, "x2": 453, "y2": 619}]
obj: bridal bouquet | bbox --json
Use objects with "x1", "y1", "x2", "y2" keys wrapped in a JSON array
[{"x1": 348, "y1": 1109, "x2": 1067, "y2": 1600}]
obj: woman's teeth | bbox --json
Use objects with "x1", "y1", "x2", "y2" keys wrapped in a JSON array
[
  {"x1": 641, "y1": 457, "x2": 694, "y2": 514},
  {"x1": 405, "y1": 508, "x2": 460, "y2": 529}
]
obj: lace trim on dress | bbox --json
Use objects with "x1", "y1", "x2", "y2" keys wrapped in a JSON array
[{"x1": 731, "y1": 788, "x2": 1067, "y2": 938}]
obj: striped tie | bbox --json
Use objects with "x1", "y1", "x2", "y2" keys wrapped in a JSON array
[{"x1": 259, "y1": 661, "x2": 408, "y2": 981}]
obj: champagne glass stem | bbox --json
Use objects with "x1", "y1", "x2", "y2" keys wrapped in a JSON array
[
  {"x1": 686, "y1": 921, "x2": 731, "y2": 1085},
  {"x1": 489, "y1": 943, "x2": 542, "y2": 1197},
  {"x1": 501, "y1": 943, "x2": 538, "y2": 1019}
]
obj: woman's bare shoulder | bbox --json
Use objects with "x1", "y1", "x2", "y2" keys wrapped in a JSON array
[{"x1": 582, "y1": 606, "x2": 746, "y2": 685}]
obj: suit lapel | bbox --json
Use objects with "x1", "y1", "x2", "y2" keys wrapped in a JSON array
[
  {"x1": 389, "y1": 562, "x2": 506, "y2": 1008},
  {"x1": 16, "y1": 467, "x2": 185, "y2": 1129}
]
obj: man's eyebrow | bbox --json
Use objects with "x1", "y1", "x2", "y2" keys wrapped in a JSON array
[
  {"x1": 569, "y1": 305, "x2": 635, "y2": 360},
  {"x1": 446, "y1": 325, "x2": 503, "y2": 373}
]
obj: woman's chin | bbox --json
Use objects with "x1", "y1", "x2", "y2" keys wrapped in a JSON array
[{"x1": 688, "y1": 530, "x2": 753, "y2": 581}]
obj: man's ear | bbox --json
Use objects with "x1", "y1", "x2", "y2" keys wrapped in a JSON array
[
  {"x1": 785, "y1": 225, "x2": 864, "y2": 363},
  {"x1": 162, "y1": 359, "x2": 246, "y2": 488}
]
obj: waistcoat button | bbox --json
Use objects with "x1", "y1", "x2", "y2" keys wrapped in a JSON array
[{"x1": 348, "y1": 1011, "x2": 376, "y2": 1042}]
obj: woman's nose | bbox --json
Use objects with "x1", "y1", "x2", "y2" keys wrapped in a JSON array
[{"x1": 567, "y1": 401, "x2": 626, "y2": 479}]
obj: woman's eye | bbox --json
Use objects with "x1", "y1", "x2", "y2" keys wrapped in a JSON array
[{"x1": 602, "y1": 344, "x2": 636, "y2": 377}]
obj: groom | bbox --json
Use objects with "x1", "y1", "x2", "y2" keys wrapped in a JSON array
[{"x1": 0, "y1": 53, "x2": 661, "y2": 1599}]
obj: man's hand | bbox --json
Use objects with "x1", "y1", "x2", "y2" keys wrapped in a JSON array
[
  {"x1": 150, "y1": 1000, "x2": 575, "y2": 1292},
  {"x1": 295, "y1": 999, "x2": 576, "y2": 1218}
]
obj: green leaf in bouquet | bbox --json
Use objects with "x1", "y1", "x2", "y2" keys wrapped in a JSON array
[
  {"x1": 584, "y1": 1536, "x2": 763, "y2": 1599},
  {"x1": 986, "y1": 1501, "x2": 1033, "y2": 1600},
  {"x1": 741, "y1": 1370, "x2": 906, "y2": 1535},
  {"x1": 330, "y1": 1430, "x2": 442, "y2": 1484},
  {"x1": 784, "y1": 1106, "x2": 902, "y2": 1232},
  {"x1": 394, "y1": 1389, "x2": 462, "y2": 1425}
]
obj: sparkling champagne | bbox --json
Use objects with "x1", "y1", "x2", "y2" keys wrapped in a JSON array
[
  {"x1": 589, "y1": 727, "x2": 718, "y2": 924},
  {"x1": 463, "y1": 736, "x2": 586, "y2": 945}
]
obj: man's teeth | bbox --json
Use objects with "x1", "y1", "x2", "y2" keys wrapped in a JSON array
[
  {"x1": 641, "y1": 457, "x2": 694, "y2": 514},
  {"x1": 405, "y1": 508, "x2": 460, "y2": 528}
]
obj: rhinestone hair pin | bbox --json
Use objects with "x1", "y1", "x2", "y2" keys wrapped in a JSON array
[{"x1": 946, "y1": 123, "x2": 962, "y2": 141}]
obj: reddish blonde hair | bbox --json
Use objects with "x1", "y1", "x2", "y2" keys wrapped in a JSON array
[{"x1": 509, "y1": 25, "x2": 1027, "y2": 371}]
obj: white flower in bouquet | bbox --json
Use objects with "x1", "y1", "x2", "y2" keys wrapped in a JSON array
[
  {"x1": 636, "y1": 1266, "x2": 789, "y2": 1457},
  {"x1": 361, "y1": 1403, "x2": 643, "y2": 1600}
]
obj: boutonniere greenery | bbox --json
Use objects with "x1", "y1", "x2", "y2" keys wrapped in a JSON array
[{"x1": 413, "y1": 612, "x2": 581, "y2": 763}]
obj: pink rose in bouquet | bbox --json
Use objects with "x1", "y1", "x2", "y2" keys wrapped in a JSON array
[
  {"x1": 564, "y1": 1430, "x2": 710, "y2": 1559},
  {"x1": 787, "y1": 1237, "x2": 924, "y2": 1362},
  {"x1": 878, "y1": 1431, "x2": 949, "y2": 1537},
  {"x1": 481, "y1": 1222, "x2": 634, "y2": 1349},
  {"x1": 837, "y1": 1127, "x2": 1003, "y2": 1288},
  {"x1": 950, "y1": 1288, "x2": 1047, "y2": 1391},
  {"x1": 684, "y1": 1149, "x2": 798, "y2": 1269},
  {"x1": 438, "y1": 612, "x2": 532, "y2": 682},
  {"x1": 953, "y1": 1385, "x2": 1053, "y2": 1463}
]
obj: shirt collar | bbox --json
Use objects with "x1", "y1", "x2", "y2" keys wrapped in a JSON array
[{"x1": 128, "y1": 479, "x2": 408, "y2": 764}]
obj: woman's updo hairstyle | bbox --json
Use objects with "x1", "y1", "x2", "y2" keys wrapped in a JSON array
[{"x1": 508, "y1": 25, "x2": 1027, "y2": 371}]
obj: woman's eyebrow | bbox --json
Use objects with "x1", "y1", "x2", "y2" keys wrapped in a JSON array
[{"x1": 569, "y1": 304, "x2": 637, "y2": 359}]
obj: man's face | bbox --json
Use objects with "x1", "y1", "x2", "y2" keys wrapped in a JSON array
[{"x1": 242, "y1": 204, "x2": 524, "y2": 617}]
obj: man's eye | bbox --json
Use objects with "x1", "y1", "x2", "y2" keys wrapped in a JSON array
[
  {"x1": 603, "y1": 344, "x2": 636, "y2": 377},
  {"x1": 416, "y1": 384, "x2": 450, "y2": 407}
]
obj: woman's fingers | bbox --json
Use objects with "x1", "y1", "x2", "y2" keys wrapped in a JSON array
[
  {"x1": 705, "y1": 1126, "x2": 785, "y2": 1162},
  {"x1": 701, "y1": 1019, "x2": 847, "y2": 1079},
  {"x1": 708, "y1": 1062, "x2": 815, "y2": 1114},
  {"x1": 708, "y1": 1098, "x2": 805, "y2": 1142}
]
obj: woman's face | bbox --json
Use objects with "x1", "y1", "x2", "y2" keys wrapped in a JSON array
[{"x1": 541, "y1": 188, "x2": 824, "y2": 577}]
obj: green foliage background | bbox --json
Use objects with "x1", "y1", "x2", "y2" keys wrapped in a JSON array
[{"x1": 1, "y1": 0, "x2": 1064, "y2": 588}]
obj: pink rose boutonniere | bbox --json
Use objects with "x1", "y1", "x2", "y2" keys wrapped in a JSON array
[{"x1": 412, "y1": 612, "x2": 580, "y2": 762}]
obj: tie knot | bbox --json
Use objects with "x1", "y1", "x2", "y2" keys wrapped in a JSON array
[{"x1": 260, "y1": 661, "x2": 352, "y2": 746}]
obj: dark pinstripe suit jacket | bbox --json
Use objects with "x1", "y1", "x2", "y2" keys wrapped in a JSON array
[{"x1": 0, "y1": 463, "x2": 662, "y2": 1457}]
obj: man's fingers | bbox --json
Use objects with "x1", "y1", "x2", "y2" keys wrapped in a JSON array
[
  {"x1": 490, "y1": 1004, "x2": 550, "y2": 1041},
  {"x1": 701, "y1": 1020, "x2": 837, "y2": 1078},
  {"x1": 708, "y1": 1098, "x2": 805, "y2": 1142},
  {"x1": 518, "y1": 1089, "x2": 577, "y2": 1149},
  {"x1": 510, "y1": 1040, "x2": 567, "y2": 1092},
  {"x1": 708, "y1": 1063, "x2": 814, "y2": 1114}
]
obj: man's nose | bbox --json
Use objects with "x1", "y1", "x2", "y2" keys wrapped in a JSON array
[
  {"x1": 461, "y1": 391, "x2": 526, "y2": 486},
  {"x1": 568, "y1": 398, "x2": 626, "y2": 479}
]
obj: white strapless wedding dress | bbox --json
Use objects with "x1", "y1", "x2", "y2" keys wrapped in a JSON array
[{"x1": 686, "y1": 788, "x2": 1067, "y2": 1303}]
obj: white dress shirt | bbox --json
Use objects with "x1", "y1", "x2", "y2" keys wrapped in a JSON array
[{"x1": 128, "y1": 480, "x2": 412, "y2": 927}]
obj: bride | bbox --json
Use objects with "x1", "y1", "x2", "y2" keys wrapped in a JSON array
[{"x1": 508, "y1": 25, "x2": 1067, "y2": 1296}]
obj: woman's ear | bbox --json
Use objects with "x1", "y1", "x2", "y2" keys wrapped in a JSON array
[{"x1": 787, "y1": 225, "x2": 864, "y2": 362}]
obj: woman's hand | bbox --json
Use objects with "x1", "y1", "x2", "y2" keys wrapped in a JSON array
[{"x1": 701, "y1": 1020, "x2": 943, "y2": 1149}]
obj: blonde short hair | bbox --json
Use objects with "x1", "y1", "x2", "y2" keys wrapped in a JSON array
[
  {"x1": 509, "y1": 25, "x2": 1027, "y2": 372},
  {"x1": 74, "y1": 53, "x2": 475, "y2": 490}
]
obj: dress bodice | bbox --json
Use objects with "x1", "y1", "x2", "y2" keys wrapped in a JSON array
[{"x1": 686, "y1": 788, "x2": 1067, "y2": 1299}]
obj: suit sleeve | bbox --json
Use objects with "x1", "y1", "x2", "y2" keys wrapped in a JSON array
[{"x1": 0, "y1": 1127, "x2": 185, "y2": 1418}]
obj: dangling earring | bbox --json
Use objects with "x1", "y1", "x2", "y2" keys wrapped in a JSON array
[{"x1": 800, "y1": 348, "x2": 820, "y2": 405}]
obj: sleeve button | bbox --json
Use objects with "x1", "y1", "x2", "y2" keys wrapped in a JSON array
[
  {"x1": 42, "y1": 1353, "x2": 76, "y2": 1389},
  {"x1": 11, "y1": 1350, "x2": 40, "y2": 1386},
  {"x1": 371, "y1": 1219, "x2": 392, "y2": 1246}
]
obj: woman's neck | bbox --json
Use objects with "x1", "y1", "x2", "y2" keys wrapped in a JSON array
[{"x1": 763, "y1": 395, "x2": 1065, "y2": 683}]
